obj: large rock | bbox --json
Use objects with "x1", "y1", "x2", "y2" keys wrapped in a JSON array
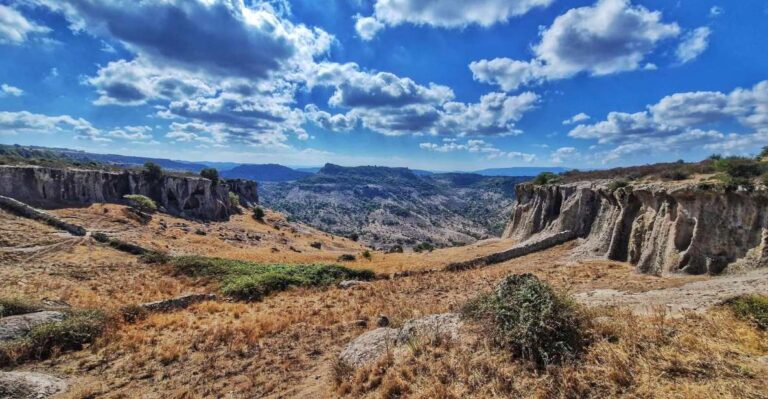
[
  {"x1": 504, "y1": 181, "x2": 768, "y2": 275},
  {"x1": 0, "y1": 371, "x2": 68, "y2": 398},
  {"x1": 0, "y1": 165, "x2": 258, "y2": 221},
  {"x1": 0, "y1": 311, "x2": 65, "y2": 342},
  {"x1": 339, "y1": 313, "x2": 462, "y2": 368}
]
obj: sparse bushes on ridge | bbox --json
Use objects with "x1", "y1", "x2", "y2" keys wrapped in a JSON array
[
  {"x1": 171, "y1": 256, "x2": 374, "y2": 301},
  {"x1": 0, "y1": 309, "x2": 107, "y2": 367},
  {"x1": 463, "y1": 273, "x2": 589, "y2": 367},
  {"x1": 200, "y1": 167, "x2": 219, "y2": 184},
  {"x1": 142, "y1": 161, "x2": 163, "y2": 181},
  {"x1": 532, "y1": 172, "x2": 563, "y2": 185},
  {"x1": 607, "y1": 179, "x2": 630, "y2": 192},
  {"x1": 252, "y1": 207, "x2": 265, "y2": 221},
  {"x1": 713, "y1": 156, "x2": 765, "y2": 179},
  {"x1": 724, "y1": 295, "x2": 768, "y2": 330},
  {"x1": 413, "y1": 242, "x2": 435, "y2": 253}
]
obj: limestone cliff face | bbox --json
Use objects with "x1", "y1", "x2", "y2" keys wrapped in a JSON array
[
  {"x1": 504, "y1": 181, "x2": 768, "y2": 275},
  {"x1": 0, "y1": 165, "x2": 258, "y2": 221}
]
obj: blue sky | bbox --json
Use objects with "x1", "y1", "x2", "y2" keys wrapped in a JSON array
[{"x1": 0, "y1": 0, "x2": 766, "y2": 170}]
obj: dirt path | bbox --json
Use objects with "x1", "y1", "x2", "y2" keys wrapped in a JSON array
[{"x1": 576, "y1": 268, "x2": 768, "y2": 314}]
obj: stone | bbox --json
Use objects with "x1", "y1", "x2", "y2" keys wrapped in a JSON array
[
  {"x1": 137, "y1": 294, "x2": 216, "y2": 313},
  {"x1": 0, "y1": 372, "x2": 68, "y2": 399},
  {"x1": 395, "y1": 313, "x2": 462, "y2": 344},
  {"x1": 0, "y1": 311, "x2": 65, "y2": 342},
  {"x1": 339, "y1": 327, "x2": 399, "y2": 368},
  {"x1": 338, "y1": 280, "x2": 370, "y2": 289}
]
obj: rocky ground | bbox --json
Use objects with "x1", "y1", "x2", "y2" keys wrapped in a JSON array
[{"x1": 0, "y1": 204, "x2": 766, "y2": 398}]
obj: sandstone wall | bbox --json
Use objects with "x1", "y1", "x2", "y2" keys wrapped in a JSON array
[
  {"x1": 504, "y1": 181, "x2": 768, "y2": 275},
  {"x1": 0, "y1": 165, "x2": 258, "y2": 221}
]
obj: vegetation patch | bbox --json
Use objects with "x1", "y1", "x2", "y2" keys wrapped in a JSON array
[
  {"x1": 607, "y1": 179, "x2": 630, "y2": 192},
  {"x1": 463, "y1": 273, "x2": 589, "y2": 367},
  {"x1": 724, "y1": 295, "x2": 768, "y2": 330},
  {"x1": 171, "y1": 256, "x2": 374, "y2": 301},
  {"x1": 0, "y1": 298, "x2": 41, "y2": 317},
  {"x1": 0, "y1": 309, "x2": 107, "y2": 367},
  {"x1": 532, "y1": 172, "x2": 563, "y2": 185},
  {"x1": 123, "y1": 194, "x2": 157, "y2": 213}
]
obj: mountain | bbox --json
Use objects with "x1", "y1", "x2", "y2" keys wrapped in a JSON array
[
  {"x1": 221, "y1": 164, "x2": 312, "y2": 182},
  {"x1": 259, "y1": 163, "x2": 529, "y2": 248},
  {"x1": 293, "y1": 166, "x2": 322, "y2": 173},
  {"x1": 473, "y1": 166, "x2": 570, "y2": 176}
]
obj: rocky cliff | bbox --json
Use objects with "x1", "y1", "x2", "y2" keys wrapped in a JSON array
[
  {"x1": 0, "y1": 165, "x2": 258, "y2": 221},
  {"x1": 504, "y1": 181, "x2": 768, "y2": 275}
]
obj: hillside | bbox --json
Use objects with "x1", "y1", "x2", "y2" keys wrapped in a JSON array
[
  {"x1": 260, "y1": 164, "x2": 528, "y2": 248},
  {"x1": 221, "y1": 163, "x2": 312, "y2": 182}
]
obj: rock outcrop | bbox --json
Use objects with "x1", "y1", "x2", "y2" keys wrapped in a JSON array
[
  {"x1": 0, "y1": 165, "x2": 258, "y2": 221},
  {"x1": 0, "y1": 311, "x2": 65, "y2": 342},
  {"x1": 0, "y1": 371, "x2": 67, "y2": 399},
  {"x1": 504, "y1": 181, "x2": 768, "y2": 275}
]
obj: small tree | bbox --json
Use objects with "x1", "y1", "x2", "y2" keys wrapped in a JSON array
[
  {"x1": 253, "y1": 207, "x2": 265, "y2": 221},
  {"x1": 123, "y1": 194, "x2": 157, "y2": 213},
  {"x1": 228, "y1": 192, "x2": 240, "y2": 209},
  {"x1": 200, "y1": 168, "x2": 219, "y2": 184},
  {"x1": 143, "y1": 162, "x2": 163, "y2": 181},
  {"x1": 532, "y1": 172, "x2": 562, "y2": 185},
  {"x1": 759, "y1": 146, "x2": 768, "y2": 161}
]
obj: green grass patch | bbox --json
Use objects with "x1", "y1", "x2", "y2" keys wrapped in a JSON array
[
  {"x1": 463, "y1": 273, "x2": 589, "y2": 368},
  {"x1": 0, "y1": 309, "x2": 107, "y2": 367},
  {"x1": 724, "y1": 295, "x2": 768, "y2": 330},
  {"x1": 171, "y1": 256, "x2": 375, "y2": 301},
  {"x1": 0, "y1": 298, "x2": 41, "y2": 318}
]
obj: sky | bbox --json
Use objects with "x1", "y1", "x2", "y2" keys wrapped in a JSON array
[{"x1": 0, "y1": 0, "x2": 766, "y2": 171}]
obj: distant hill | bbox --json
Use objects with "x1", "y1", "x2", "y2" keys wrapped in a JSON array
[
  {"x1": 473, "y1": 167, "x2": 569, "y2": 176},
  {"x1": 221, "y1": 164, "x2": 312, "y2": 182},
  {"x1": 260, "y1": 163, "x2": 528, "y2": 248},
  {"x1": 293, "y1": 166, "x2": 322, "y2": 173}
]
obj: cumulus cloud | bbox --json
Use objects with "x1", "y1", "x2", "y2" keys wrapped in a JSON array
[
  {"x1": 304, "y1": 105, "x2": 358, "y2": 132},
  {"x1": 675, "y1": 27, "x2": 711, "y2": 64},
  {"x1": 355, "y1": 0, "x2": 554, "y2": 39},
  {"x1": 0, "y1": 84, "x2": 23, "y2": 97},
  {"x1": 419, "y1": 138, "x2": 536, "y2": 161},
  {"x1": 0, "y1": 5, "x2": 49, "y2": 45},
  {"x1": 108, "y1": 125, "x2": 152, "y2": 140},
  {"x1": 470, "y1": 0, "x2": 681, "y2": 91},
  {"x1": 0, "y1": 111, "x2": 103, "y2": 140},
  {"x1": 562, "y1": 112, "x2": 590, "y2": 125},
  {"x1": 709, "y1": 6, "x2": 723, "y2": 18},
  {"x1": 33, "y1": 0, "x2": 332, "y2": 80},
  {"x1": 550, "y1": 147, "x2": 579, "y2": 164},
  {"x1": 568, "y1": 80, "x2": 768, "y2": 160}
]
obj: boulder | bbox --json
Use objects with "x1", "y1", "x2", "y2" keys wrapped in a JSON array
[
  {"x1": 0, "y1": 311, "x2": 65, "y2": 342},
  {"x1": 396, "y1": 313, "x2": 461, "y2": 344},
  {"x1": 138, "y1": 294, "x2": 217, "y2": 313},
  {"x1": 338, "y1": 280, "x2": 370, "y2": 289},
  {"x1": 0, "y1": 371, "x2": 68, "y2": 399},
  {"x1": 339, "y1": 327, "x2": 399, "y2": 368}
]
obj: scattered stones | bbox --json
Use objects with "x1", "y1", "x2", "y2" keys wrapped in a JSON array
[
  {"x1": 339, "y1": 313, "x2": 462, "y2": 368},
  {"x1": 0, "y1": 371, "x2": 68, "y2": 399},
  {"x1": 0, "y1": 311, "x2": 65, "y2": 342},
  {"x1": 338, "y1": 280, "x2": 370, "y2": 289}
]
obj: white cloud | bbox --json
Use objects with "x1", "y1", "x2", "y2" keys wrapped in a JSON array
[
  {"x1": 550, "y1": 146, "x2": 579, "y2": 164},
  {"x1": 108, "y1": 126, "x2": 153, "y2": 140},
  {"x1": 355, "y1": 0, "x2": 553, "y2": 40},
  {"x1": 675, "y1": 27, "x2": 711, "y2": 64},
  {"x1": 709, "y1": 6, "x2": 723, "y2": 18},
  {"x1": 562, "y1": 112, "x2": 590, "y2": 125},
  {"x1": 0, "y1": 84, "x2": 23, "y2": 97},
  {"x1": 354, "y1": 15, "x2": 384, "y2": 41},
  {"x1": 470, "y1": 0, "x2": 680, "y2": 91},
  {"x1": 419, "y1": 138, "x2": 536, "y2": 161},
  {"x1": 0, "y1": 111, "x2": 102, "y2": 140},
  {"x1": 0, "y1": 5, "x2": 49, "y2": 45}
]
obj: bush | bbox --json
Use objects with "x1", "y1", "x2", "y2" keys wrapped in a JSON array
[
  {"x1": 0, "y1": 298, "x2": 41, "y2": 317},
  {"x1": 228, "y1": 192, "x2": 240, "y2": 209},
  {"x1": 660, "y1": 169, "x2": 689, "y2": 181},
  {"x1": 362, "y1": 250, "x2": 372, "y2": 260},
  {"x1": 532, "y1": 172, "x2": 563, "y2": 185},
  {"x1": 253, "y1": 207, "x2": 265, "y2": 221},
  {"x1": 759, "y1": 146, "x2": 768, "y2": 160},
  {"x1": 123, "y1": 194, "x2": 157, "y2": 213},
  {"x1": 463, "y1": 273, "x2": 588, "y2": 367},
  {"x1": 171, "y1": 256, "x2": 374, "y2": 301},
  {"x1": 310, "y1": 241, "x2": 322, "y2": 250},
  {"x1": 143, "y1": 162, "x2": 163, "y2": 181},
  {"x1": 724, "y1": 295, "x2": 768, "y2": 330},
  {"x1": 200, "y1": 168, "x2": 219, "y2": 184},
  {"x1": 337, "y1": 254, "x2": 356, "y2": 262},
  {"x1": 348, "y1": 233, "x2": 360, "y2": 242},
  {"x1": 413, "y1": 242, "x2": 435, "y2": 253},
  {"x1": 607, "y1": 179, "x2": 630, "y2": 192},
  {"x1": 713, "y1": 156, "x2": 764, "y2": 178},
  {"x1": 139, "y1": 251, "x2": 171, "y2": 264}
]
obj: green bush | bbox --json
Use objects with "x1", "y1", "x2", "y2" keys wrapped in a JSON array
[
  {"x1": 171, "y1": 256, "x2": 374, "y2": 301},
  {"x1": 362, "y1": 250, "x2": 372, "y2": 260},
  {"x1": 253, "y1": 207, "x2": 265, "y2": 221},
  {"x1": 228, "y1": 192, "x2": 240, "y2": 209},
  {"x1": 0, "y1": 298, "x2": 41, "y2": 317},
  {"x1": 713, "y1": 156, "x2": 764, "y2": 178},
  {"x1": 139, "y1": 251, "x2": 171, "y2": 264},
  {"x1": 413, "y1": 242, "x2": 435, "y2": 253},
  {"x1": 607, "y1": 179, "x2": 630, "y2": 192},
  {"x1": 123, "y1": 194, "x2": 157, "y2": 212},
  {"x1": 660, "y1": 169, "x2": 690, "y2": 181},
  {"x1": 143, "y1": 162, "x2": 164, "y2": 181},
  {"x1": 724, "y1": 295, "x2": 768, "y2": 330},
  {"x1": 532, "y1": 172, "x2": 563, "y2": 185},
  {"x1": 200, "y1": 168, "x2": 219, "y2": 184},
  {"x1": 463, "y1": 273, "x2": 588, "y2": 367}
]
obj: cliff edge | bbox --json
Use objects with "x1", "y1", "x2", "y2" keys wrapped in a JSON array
[{"x1": 504, "y1": 181, "x2": 768, "y2": 275}]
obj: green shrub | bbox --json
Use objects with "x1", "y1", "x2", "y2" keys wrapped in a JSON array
[
  {"x1": 200, "y1": 168, "x2": 219, "y2": 184},
  {"x1": 337, "y1": 254, "x2": 356, "y2": 262},
  {"x1": 759, "y1": 146, "x2": 768, "y2": 160},
  {"x1": 139, "y1": 251, "x2": 171, "y2": 264},
  {"x1": 660, "y1": 169, "x2": 690, "y2": 181},
  {"x1": 228, "y1": 192, "x2": 240, "y2": 209},
  {"x1": 532, "y1": 172, "x2": 563, "y2": 185},
  {"x1": 607, "y1": 179, "x2": 630, "y2": 192},
  {"x1": 0, "y1": 298, "x2": 41, "y2": 317},
  {"x1": 413, "y1": 242, "x2": 435, "y2": 253},
  {"x1": 724, "y1": 295, "x2": 768, "y2": 330},
  {"x1": 362, "y1": 250, "x2": 372, "y2": 260},
  {"x1": 123, "y1": 194, "x2": 157, "y2": 213},
  {"x1": 171, "y1": 256, "x2": 374, "y2": 301},
  {"x1": 463, "y1": 273, "x2": 588, "y2": 367},
  {"x1": 713, "y1": 156, "x2": 764, "y2": 178},
  {"x1": 252, "y1": 207, "x2": 265, "y2": 221},
  {"x1": 143, "y1": 162, "x2": 163, "y2": 181}
]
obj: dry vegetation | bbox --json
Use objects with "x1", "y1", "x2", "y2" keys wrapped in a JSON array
[{"x1": 0, "y1": 204, "x2": 766, "y2": 398}]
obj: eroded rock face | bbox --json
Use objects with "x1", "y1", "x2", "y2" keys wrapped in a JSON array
[
  {"x1": 0, "y1": 166, "x2": 258, "y2": 221},
  {"x1": 0, "y1": 371, "x2": 67, "y2": 399},
  {"x1": 504, "y1": 181, "x2": 768, "y2": 275},
  {"x1": 0, "y1": 311, "x2": 65, "y2": 342}
]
